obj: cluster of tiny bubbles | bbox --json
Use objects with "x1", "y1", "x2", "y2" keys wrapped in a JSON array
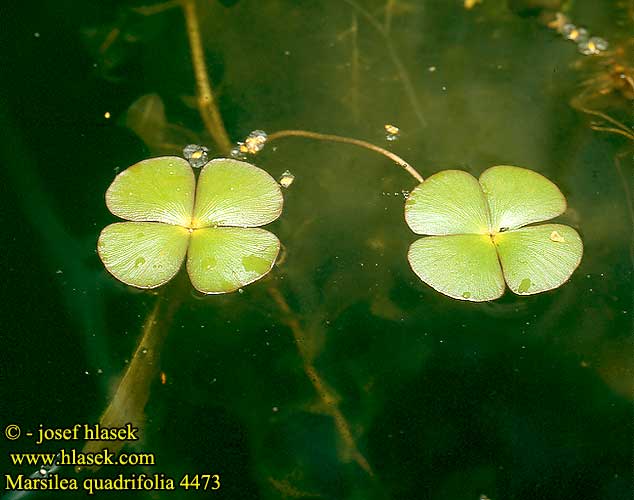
[
  {"x1": 550, "y1": 13, "x2": 608, "y2": 55},
  {"x1": 384, "y1": 123, "x2": 400, "y2": 141},
  {"x1": 183, "y1": 144, "x2": 209, "y2": 168},
  {"x1": 231, "y1": 130, "x2": 268, "y2": 159},
  {"x1": 381, "y1": 190, "x2": 410, "y2": 199}
]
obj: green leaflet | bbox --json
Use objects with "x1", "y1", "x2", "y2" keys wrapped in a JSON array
[
  {"x1": 98, "y1": 156, "x2": 283, "y2": 293},
  {"x1": 405, "y1": 166, "x2": 582, "y2": 301}
]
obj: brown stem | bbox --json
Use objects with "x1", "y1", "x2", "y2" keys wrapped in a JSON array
[
  {"x1": 266, "y1": 129, "x2": 424, "y2": 183},
  {"x1": 181, "y1": 0, "x2": 233, "y2": 155},
  {"x1": 268, "y1": 286, "x2": 374, "y2": 476},
  {"x1": 81, "y1": 285, "x2": 184, "y2": 471}
]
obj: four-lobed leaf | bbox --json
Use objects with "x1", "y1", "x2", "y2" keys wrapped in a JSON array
[
  {"x1": 98, "y1": 157, "x2": 283, "y2": 294},
  {"x1": 405, "y1": 166, "x2": 583, "y2": 301}
]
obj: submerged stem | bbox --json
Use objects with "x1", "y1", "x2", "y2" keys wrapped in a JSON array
[
  {"x1": 181, "y1": 0, "x2": 233, "y2": 155},
  {"x1": 267, "y1": 129, "x2": 424, "y2": 183},
  {"x1": 268, "y1": 286, "x2": 374, "y2": 476},
  {"x1": 81, "y1": 284, "x2": 184, "y2": 470}
]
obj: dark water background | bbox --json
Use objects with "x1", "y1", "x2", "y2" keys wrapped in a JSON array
[{"x1": 1, "y1": 1, "x2": 632, "y2": 499}]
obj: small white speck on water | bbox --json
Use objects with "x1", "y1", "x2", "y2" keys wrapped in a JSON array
[
  {"x1": 428, "y1": 66, "x2": 436, "y2": 72},
  {"x1": 34, "y1": 32, "x2": 40, "y2": 38},
  {"x1": 272, "y1": 406, "x2": 279, "y2": 412}
]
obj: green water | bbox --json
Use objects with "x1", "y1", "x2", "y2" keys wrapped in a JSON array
[{"x1": 2, "y1": 1, "x2": 632, "y2": 499}]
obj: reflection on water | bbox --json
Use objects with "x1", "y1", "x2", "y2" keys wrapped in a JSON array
[{"x1": 2, "y1": 1, "x2": 632, "y2": 499}]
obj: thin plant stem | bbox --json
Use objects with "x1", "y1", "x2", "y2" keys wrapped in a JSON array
[
  {"x1": 266, "y1": 129, "x2": 424, "y2": 183},
  {"x1": 268, "y1": 286, "x2": 374, "y2": 476},
  {"x1": 343, "y1": 0, "x2": 427, "y2": 128},
  {"x1": 181, "y1": 0, "x2": 233, "y2": 155},
  {"x1": 81, "y1": 285, "x2": 184, "y2": 470}
]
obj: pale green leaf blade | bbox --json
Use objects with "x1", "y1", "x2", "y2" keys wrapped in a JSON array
[
  {"x1": 98, "y1": 222, "x2": 190, "y2": 289},
  {"x1": 405, "y1": 170, "x2": 490, "y2": 235},
  {"x1": 407, "y1": 234, "x2": 505, "y2": 301},
  {"x1": 479, "y1": 165, "x2": 566, "y2": 232},
  {"x1": 187, "y1": 227, "x2": 280, "y2": 294},
  {"x1": 106, "y1": 156, "x2": 195, "y2": 226},
  {"x1": 494, "y1": 224, "x2": 583, "y2": 295},
  {"x1": 192, "y1": 159, "x2": 283, "y2": 228}
]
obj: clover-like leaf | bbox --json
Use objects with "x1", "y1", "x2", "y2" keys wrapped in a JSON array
[
  {"x1": 192, "y1": 158, "x2": 283, "y2": 229},
  {"x1": 408, "y1": 234, "x2": 505, "y2": 302},
  {"x1": 479, "y1": 165, "x2": 566, "y2": 232},
  {"x1": 98, "y1": 222, "x2": 190, "y2": 289},
  {"x1": 493, "y1": 224, "x2": 583, "y2": 295},
  {"x1": 405, "y1": 170, "x2": 490, "y2": 235},
  {"x1": 98, "y1": 156, "x2": 283, "y2": 294},
  {"x1": 405, "y1": 166, "x2": 582, "y2": 301},
  {"x1": 187, "y1": 227, "x2": 280, "y2": 294},
  {"x1": 106, "y1": 157, "x2": 195, "y2": 227}
]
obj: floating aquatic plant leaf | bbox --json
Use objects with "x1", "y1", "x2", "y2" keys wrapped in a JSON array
[
  {"x1": 192, "y1": 158, "x2": 283, "y2": 229},
  {"x1": 405, "y1": 166, "x2": 582, "y2": 301},
  {"x1": 494, "y1": 224, "x2": 583, "y2": 295},
  {"x1": 405, "y1": 170, "x2": 490, "y2": 235},
  {"x1": 408, "y1": 234, "x2": 505, "y2": 302},
  {"x1": 99, "y1": 156, "x2": 283, "y2": 294},
  {"x1": 479, "y1": 165, "x2": 566, "y2": 232},
  {"x1": 106, "y1": 157, "x2": 194, "y2": 226},
  {"x1": 98, "y1": 222, "x2": 190, "y2": 288},
  {"x1": 187, "y1": 227, "x2": 280, "y2": 294}
]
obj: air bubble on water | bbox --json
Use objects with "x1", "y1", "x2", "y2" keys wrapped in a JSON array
[
  {"x1": 39, "y1": 468, "x2": 47, "y2": 476},
  {"x1": 401, "y1": 190, "x2": 410, "y2": 199},
  {"x1": 183, "y1": 144, "x2": 209, "y2": 168},
  {"x1": 230, "y1": 145, "x2": 247, "y2": 160},
  {"x1": 238, "y1": 288, "x2": 244, "y2": 294},
  {"x1": 279, "y1": 170, "x2": 295, "y2": 188},
  {"x1": 578, "y1": 37, "x2": 608, "y2": 55},
  {"x1": 141, "y1": 348, "x2": 148, "y2": 354}
]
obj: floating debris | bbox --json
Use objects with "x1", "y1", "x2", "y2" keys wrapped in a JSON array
[
  {"x1": 547, "y1": 13, "x2": 570, "y2": 33},
  {"x1": 384, "y1": 123, "x2": 400, "y2": 141},
  {"x1": 244, "y1": 130, "x2": 268, "y2": 154},
  {"x1": 551, "y1": 17, "x2": 609, "y2": 57},
  {"x1": 104, "y1": 111, "x2": 111, "y2": 119},
  {"x1": 279, "y1": 170, "x2": 295, "y2": 188},
  {"x1": 464, "y1": 0, "x2": 482, "y2": 9},
  {"x1": 183, "y1": 144, "x2": 209, "y2": 168},
  {"x1": 550, "y1": 230, "x2": 565, "y2": 242},
  {"x1": 562, "y1": 24, "x2": 588, "y2": 43},
  {"x1": 231, "y1": 130, "x2": 268, "y2": 159},
  {"x1": 578, "y1": 36, "x2": 609, "y2": 56}
]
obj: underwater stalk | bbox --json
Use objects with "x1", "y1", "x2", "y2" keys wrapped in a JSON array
[
  {"x1": 266, "y1": 129, "x2": 424, "y2": 183},
  {"x1": 81, "y1": 283, "x2": 184, "y2": 469},
  {"x1": 181, "y1": 0, "x2": 233, "y2": 155},
  {"x1": 268, "y1": 286, "x2": 374, "y2": 476}
]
